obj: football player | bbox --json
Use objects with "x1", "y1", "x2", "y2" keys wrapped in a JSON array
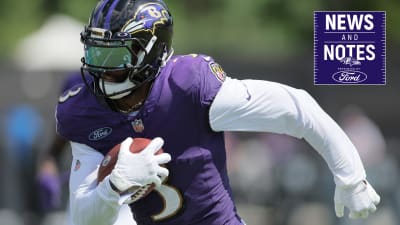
[{"x1": 56, "y1": 0, "x2": 381, "y2": 225}]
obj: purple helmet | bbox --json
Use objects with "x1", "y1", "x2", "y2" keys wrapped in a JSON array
[{"x1": 80, "y1": 0, "x2": 173, "y2": 99}]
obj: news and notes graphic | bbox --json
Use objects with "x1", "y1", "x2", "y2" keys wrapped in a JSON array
[{"x1": 314, "y1": 11, "x2": 386, "y2": 85}]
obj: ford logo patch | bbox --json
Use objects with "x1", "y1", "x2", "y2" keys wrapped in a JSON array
[
  {"x1": 89, "y1": 127, "x2": 112, "y2": 141},
  {"x1": 331, "y1": 71, "x2": 368, "y2": 84}
]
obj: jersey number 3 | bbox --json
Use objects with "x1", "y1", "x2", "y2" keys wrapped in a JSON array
[
  {"x1": 152, "y1": 182, "x2": 183, "y2": 221},
  {"x1": 58, "y1": 87, "x2": 82, "y2": 103}
]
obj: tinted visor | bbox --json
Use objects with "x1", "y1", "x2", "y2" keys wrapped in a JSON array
[{"x1": 84, "y1": 41, "x2": 133, "y2": 68}]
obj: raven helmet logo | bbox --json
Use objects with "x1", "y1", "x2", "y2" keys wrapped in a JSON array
[{"x1": 122, "y1": 3, "x2": 172, "y2": 34}]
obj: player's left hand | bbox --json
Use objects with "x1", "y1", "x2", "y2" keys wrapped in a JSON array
[{"x1": 334, "y1": 179, "x2": 380, "y2": 219}]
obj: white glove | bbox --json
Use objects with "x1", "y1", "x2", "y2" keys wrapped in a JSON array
[
  {"x1": 334, "y1": 180, "x2": 380, "y2": 219},
  {"x1": 109, "y1": 137, "x2": 171, "y2": 193}
]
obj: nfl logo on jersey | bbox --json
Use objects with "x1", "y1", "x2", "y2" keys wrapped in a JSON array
[{"x1": 132, "y1": 119, "x2": 144, "y2": 133}]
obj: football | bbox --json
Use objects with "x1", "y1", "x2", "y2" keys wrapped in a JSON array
[{"x1": 97, "y1": 137, "x2": 164, "y2": 203}]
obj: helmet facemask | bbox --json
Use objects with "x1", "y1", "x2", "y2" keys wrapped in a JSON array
[{"x1": 81, "y1": 27, "x2": 169, "y2": 99}]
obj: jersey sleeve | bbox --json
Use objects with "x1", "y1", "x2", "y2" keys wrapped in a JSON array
[
  {"x1": 55, "y1": 83, "x2": 105, "y2": 149},
  {"x1": 169, "y1": 54, "x2": 226, "y2": 108},
  {"x1": 55, "y1": 83, "x2": 86, "y2": 140},
  {"x1": 197, "y1": 56, "x2": 227, "y2": 107}
]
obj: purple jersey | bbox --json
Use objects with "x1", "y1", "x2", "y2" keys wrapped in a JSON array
[{"x1": 56, "y1": 55, "x2": 243, "y2": 225}]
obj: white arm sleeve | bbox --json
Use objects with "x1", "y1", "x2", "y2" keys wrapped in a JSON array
[
  {"x1": 209, "y1": 77, "x2": 366, "y2": 187},
  {"x1": 69, "y1": 142, "x2": 135, "y2": 225}
]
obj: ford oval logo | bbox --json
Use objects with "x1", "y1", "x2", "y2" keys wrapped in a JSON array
[
  {"x1": 332, "y1": 71, "x2": 368, "y2": 84},
  {"x1": 88, "y1": 127, "x2": 112, "y2": 141}
]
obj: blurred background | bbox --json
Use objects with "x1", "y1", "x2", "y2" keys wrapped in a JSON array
[{"x1": 0, "y1": 0, "x2": 399, "y2": 225}]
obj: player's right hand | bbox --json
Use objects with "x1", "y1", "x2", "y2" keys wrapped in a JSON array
[{"x1": 109, "y1": 137, "x2": 171, "y2": 193}]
